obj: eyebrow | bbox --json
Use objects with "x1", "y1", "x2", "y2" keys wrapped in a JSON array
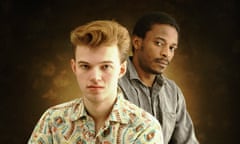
[
  {"x1": 155, "y1": 37, "x2": 178, "y2": 46},
  {"x1": 155, "y1": 37, "x2": 166, "y2": 42},
  {"x1": 77, "y1": 60, "x2": 114, "y2": 65}
]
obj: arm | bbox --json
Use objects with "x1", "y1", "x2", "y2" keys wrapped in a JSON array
[
  {"x1": 170, "y1": 86, "x2": 199, "y2": 144},
  {"x1": 134, "y1": 122, "x2": 164, "y2": 144},
  {"x1": 28, "y1": 110, "x2": 53, "y2": 144}
]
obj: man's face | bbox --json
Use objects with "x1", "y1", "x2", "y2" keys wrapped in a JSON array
[
  {"x1": 71, "y1": 44, "x2": 126, "y2": 104},
  {"x1": 133, "y1": 24, "x2": 178, "y2": 74}
]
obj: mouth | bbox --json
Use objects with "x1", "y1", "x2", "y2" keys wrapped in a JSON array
[
  {"x1": 155, "y1": 59, "x2": 169, "y2": 67},
  {"x1": 87, "y1": 85, "x2": 104, "y2": 90}
]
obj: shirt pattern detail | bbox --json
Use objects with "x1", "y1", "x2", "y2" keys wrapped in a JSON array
[{"x1": 28, "y1": 91, "x2": 163, "y2": 144}]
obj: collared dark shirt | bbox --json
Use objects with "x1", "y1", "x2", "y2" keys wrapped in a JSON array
[{"x1": 118, "y1": 57, "x2": 199, "y2": 144}]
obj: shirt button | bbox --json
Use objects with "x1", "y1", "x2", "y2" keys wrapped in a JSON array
[{"x1": 102, "y1": 127, "x2": 111, "y2": 137}]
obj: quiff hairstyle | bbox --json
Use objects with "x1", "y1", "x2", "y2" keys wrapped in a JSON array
[{"x1": 70, "y1": 20, "x2": 130, "y2": 63}]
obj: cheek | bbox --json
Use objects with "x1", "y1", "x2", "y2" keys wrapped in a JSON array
[
  {"x1": 169, "y1": 52, "x2": 174, "y2": 60},
  {"x1": 75, "y1": 71, "x2": 87, "y2": 83},
  {"x1": 145, "y1": 48, "x2": 158, "y2": 58},
  {"x1": 144, "y1": 43, "x2": 159, "y2": 54},
  {"x1": 76, "y1": 73, "x2": 84, "y2": 83},
  {"x1": 105, "y1": 71, "x2": 120, "y2": 82}
]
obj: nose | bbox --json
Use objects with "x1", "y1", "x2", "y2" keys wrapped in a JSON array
[
  {"x1": 89, "y1": 68, "x2": 102, "y2": 82},
  {"x1": 160, "y1": 45, "x2": 170, "y2": 57}
]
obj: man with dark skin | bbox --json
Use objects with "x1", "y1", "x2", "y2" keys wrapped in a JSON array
[{"x1": 119, "y1": 12, "x2": 199, "y2": 144}]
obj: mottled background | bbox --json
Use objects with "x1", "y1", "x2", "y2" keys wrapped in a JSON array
[{"x1": 1, "y1": 0, "x2": 239, "y2": 143}]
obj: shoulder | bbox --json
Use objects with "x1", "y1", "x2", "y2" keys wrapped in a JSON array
[
  {"x1": 161, "y1": 75, "x2": 187, "y2": 107},
  {"x1": 49, "y1": 98, "x2": 80, "y2": 111},
  {"x1": 40, "y1": 98, "x2": 81, "y2": 122},
  {"x1": 121, "y1": 98, "x2": 160, "y2": 127},
  {"x1": 114, "y1": 97, "x2": 163, "y2": 143},
  {"x1": 120, "y1": 99, "x2": 163, "y2": 142},
  {"x1": 160, "y1": 75, "x2": 185, "y2": 97},
  {"x1": 161, "y1": 75, "x2": 178, "y2": 89}
]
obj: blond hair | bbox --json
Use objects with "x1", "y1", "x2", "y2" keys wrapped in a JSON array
[{"x1": 70, "y1": 20, "x2": 130, "y2": 63}]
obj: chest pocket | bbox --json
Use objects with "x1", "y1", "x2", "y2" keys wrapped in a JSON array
[
  {"x1": 161, "y1": 111, "x2": 176, "y2": 142},
  {"x1": 158, "y1": 86, "x2": 178, "y2": 143}
]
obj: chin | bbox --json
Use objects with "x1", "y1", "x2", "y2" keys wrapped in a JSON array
[{"x1": 151, "y1": 70, "x2": 162, "y2": 75}]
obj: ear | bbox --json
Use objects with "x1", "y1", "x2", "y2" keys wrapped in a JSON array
[
  {"x1": 70, "y1": 59, "x2": 77, "y2": 73},
  {"x1": 119, "y1": 61, "x2": 127, "y2": 78},
  {"x1": 132, "y1": 35, "x2": 142, "y2": 51}
]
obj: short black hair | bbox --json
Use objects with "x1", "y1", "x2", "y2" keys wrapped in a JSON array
[{"x1": 132, "y1": 11, "x2": 180, "y2": 38}]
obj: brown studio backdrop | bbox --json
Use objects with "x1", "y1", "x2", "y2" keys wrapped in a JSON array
[{"x1": 1, "y1": 0, "x2": 239, "y2": 143}]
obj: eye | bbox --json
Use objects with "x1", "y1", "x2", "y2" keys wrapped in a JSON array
[
  {"x1": 155, "y1": 40, "x2": 165, "y2": 47},
  {"x1": 101, "y1": 64, "x2": 112, "y2": 70},
  {"x1": 169, "y1": 46, "x2": 177, "y2": 52},
  {"x1": 79, "y1": 64, "x2": 90, "y2": 70}
]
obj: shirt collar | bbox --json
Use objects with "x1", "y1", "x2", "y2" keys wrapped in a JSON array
[
  {"x1": 127, "y1": 56, "x2": 140, "y2": 80},
  {"x1": 69, "y1": 98, "x2": 87, "y2": 121},
  {"x1": 127, "y1": 56, "x2": 166, "y2": 86},
  {"x1": 107, "y1": 88, "x2": 129, "y2": 124},
  {"x1": 70, "y1": 88, "x2": 130, "y2": 124}
]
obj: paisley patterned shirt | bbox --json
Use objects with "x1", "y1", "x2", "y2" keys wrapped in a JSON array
[{"x1": 28, "y1": 92, "x2": 163, "y2": 144}]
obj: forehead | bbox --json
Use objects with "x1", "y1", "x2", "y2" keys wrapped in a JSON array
[
  {"x1": 75, "y1": 44, "x2": 121, "y2": 63},
  {"x1": 147, "y1": 24, "x2": 178, "y2": 43}
]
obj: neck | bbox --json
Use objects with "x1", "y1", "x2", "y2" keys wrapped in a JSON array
[
  {"x1": 132, "y1": 57, "x2": 156, "y2": 87},
  {"x1": 139, "y1": 73, "x2": 156, "y2": 87},
  {"x1": 83, "y1": 95, "x2": 117, "y2": 132}
]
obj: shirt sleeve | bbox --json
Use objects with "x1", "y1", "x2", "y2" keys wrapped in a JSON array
[
  {"x1": 28, "y1": 110, "x2": 53, "y2": 144},
  {"x1": 170, "y1": 86, "x2": 199, "y2": 144},
  {"x1": 134, "y1": 122, "x2": 164, "y2": 144}
]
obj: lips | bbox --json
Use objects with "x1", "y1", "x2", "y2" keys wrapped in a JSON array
[
  {"x1": 155, "y1": 59, "x2": 169, "y2": 66},
  {"x1": 87, "y1": 85, "x2": 104, "y2": 90}
]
